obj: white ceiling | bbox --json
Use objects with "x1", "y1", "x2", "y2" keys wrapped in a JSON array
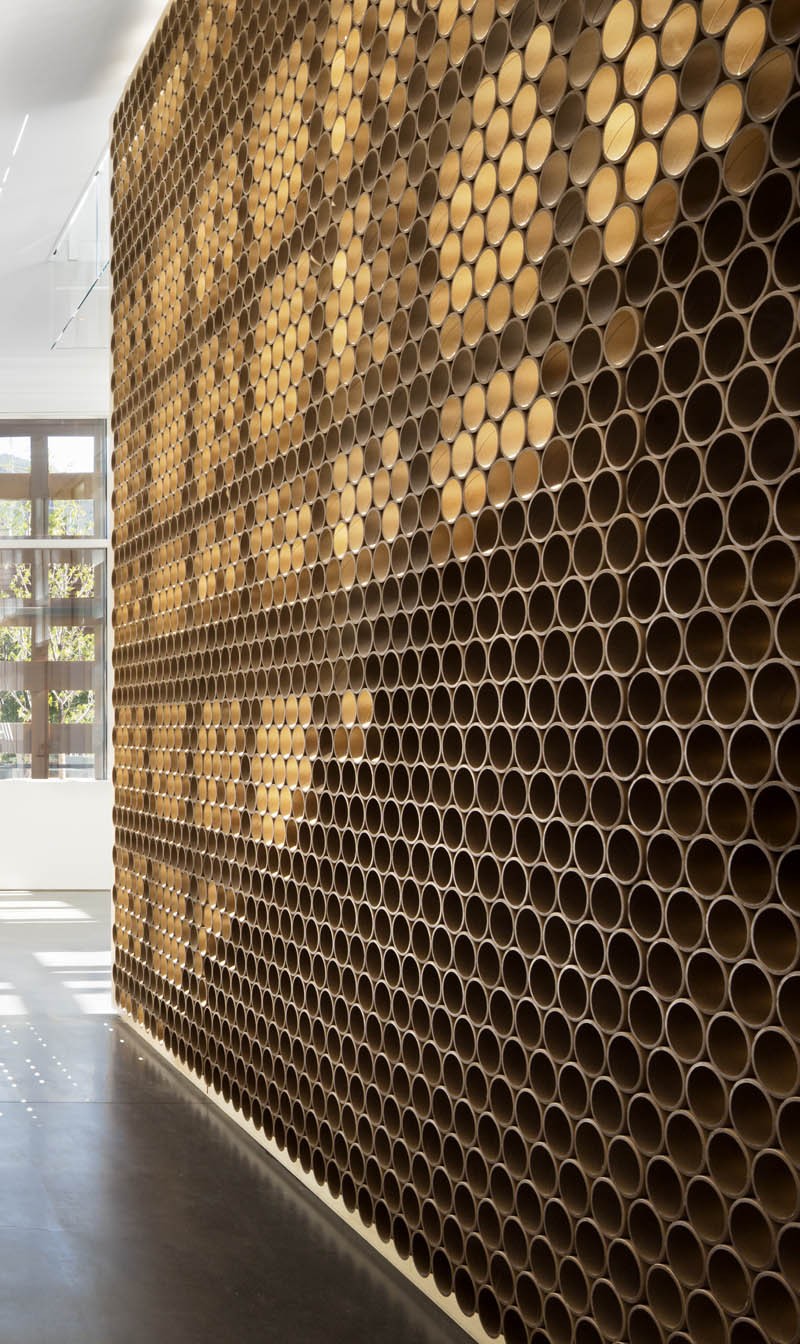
[{"x1": 0, "y1": 0, "x2": 167, "y2": 364}]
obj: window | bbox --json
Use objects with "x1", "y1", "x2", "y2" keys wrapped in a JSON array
[
  {"x1": 0, "y1": 437, "x2": 31, "y2": 473},
  {"x1": 0, "y1": 422, "x2": 107, "y2": 778}
]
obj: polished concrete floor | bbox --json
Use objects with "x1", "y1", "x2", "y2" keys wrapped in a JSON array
[{"x1": 0, "y1": 890, "x2": 468, "y2": 1344}]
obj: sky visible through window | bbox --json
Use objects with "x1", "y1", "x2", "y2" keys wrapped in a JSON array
[{"x1": 0, "y1": 438, "x2": 31, "y2": 473}]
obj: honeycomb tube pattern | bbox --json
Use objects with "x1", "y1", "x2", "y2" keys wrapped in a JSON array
[{"x1": 111, "y1": 1, "x2": 800, "y2": 1340}]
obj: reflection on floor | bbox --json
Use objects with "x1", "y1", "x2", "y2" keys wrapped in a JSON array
[
  {"x1": 0, "y1": 891, "x2": 468, "y2": 1344},
  {"x1": 0, "y1": 889, "x2": 112, "y2": 1018}
]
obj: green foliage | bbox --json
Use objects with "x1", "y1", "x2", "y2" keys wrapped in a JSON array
[
  {"x1": 0, "y1": 689, "x2": 31, "y2": 724},
  {"x1": 49, "y1": 498, "x2": 94, "y2": 537},
  {"x1": 0, "y1": 499, "x2": 31, "y2": 537},
  {"x1": 0, "y1": 534, "x2": 97, "y2": 728},
  {"x1": 0, "y1": 626, "x2": 31, "y2": 660},
  {"x1": 0, "y1": 495, "x2": 94, "y2": 541},
  {"x1": 0, "y1": 562, "x2": 31, "y2": 602},
  {"x1": 49, "y1": 560, "x2": 95, "y2": 600}
]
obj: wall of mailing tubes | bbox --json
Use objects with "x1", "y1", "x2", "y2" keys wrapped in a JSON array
[{"x1": 111, "y1": 0, "x2": 800, "y2": 1339}]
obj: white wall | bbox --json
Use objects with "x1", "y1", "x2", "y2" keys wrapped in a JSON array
[
  {"x1": 0, "y1": 781, "x2": 113, "y2": 890},
  {"x1": 0, "y1": 349, "x2": 109, "y2": 419}
]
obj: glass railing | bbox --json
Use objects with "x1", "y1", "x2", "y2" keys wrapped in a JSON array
[{"x1": 50, "y1": 150, "x2": 110, "y2": 350}]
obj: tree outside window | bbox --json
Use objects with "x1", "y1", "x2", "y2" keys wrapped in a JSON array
[{"x1": 0, "y1": 422, "x2": 107, "y2": 778}]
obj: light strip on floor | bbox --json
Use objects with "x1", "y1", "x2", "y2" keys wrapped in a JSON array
[
  {"x1": 35, "y1": 951, "x2": 111, "y2": 968},
  {"x1": 0, "y1": 900, "x2": 91, "y2": 921}
]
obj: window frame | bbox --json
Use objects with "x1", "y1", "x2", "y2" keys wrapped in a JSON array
[{"x1": 0, "y1": 419, "x2": 110, "y2": 780}]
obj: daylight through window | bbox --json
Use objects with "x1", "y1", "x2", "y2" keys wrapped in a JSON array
[{"x1": 0, "y1": 422, "x2": 107, "y2": 778}]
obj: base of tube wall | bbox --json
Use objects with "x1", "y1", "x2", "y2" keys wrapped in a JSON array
[{"x1": 119, "y1": 1010, "x2": 498, "y2": 1344}]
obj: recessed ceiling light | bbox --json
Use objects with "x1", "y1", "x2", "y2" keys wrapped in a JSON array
[{"x1": 12, "y1": 115, "x2": 29, "y2": 157}]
